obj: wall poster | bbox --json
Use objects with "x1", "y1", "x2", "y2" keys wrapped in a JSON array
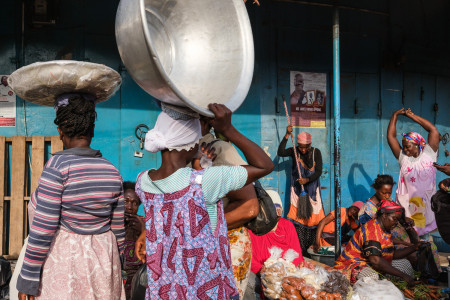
[
  {"x1": 0, "y1": 75, "x2": 16, "y2": 127},
  {"x1": 289, "y1": 71, "x2": 326, "y2": 128}
]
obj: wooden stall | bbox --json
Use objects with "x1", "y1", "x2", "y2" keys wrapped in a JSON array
[{"x1": 0, "y1": 136, "x2": 63, "y2": 259}]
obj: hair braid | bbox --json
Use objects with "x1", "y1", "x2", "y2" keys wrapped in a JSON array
[
  {"x1": 54, "y1": 96, "x2": 96, "y2": 138},
  {"x1": 371, "y1": 174, "x2": 395, "y2": 190}
]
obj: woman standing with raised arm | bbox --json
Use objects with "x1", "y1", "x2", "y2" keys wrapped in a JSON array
[
  {"x1": 278, "y1": 125, "x2": 325, "y2": 256},
  {"x1": 134, "y1": 104, "x2": 274, "y2": 299},
  {"x1": 387, "y1": 108, "x2": 440, "y2": 237}
]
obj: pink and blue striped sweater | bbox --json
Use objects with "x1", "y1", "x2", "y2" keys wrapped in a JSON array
[{"x1": 17, "y1": 148, "x2": 125, "y2": 296}]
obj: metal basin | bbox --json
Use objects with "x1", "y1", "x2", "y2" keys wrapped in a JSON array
[{"x1": 115, "y1": 0, "x2": 254, "y2": 116}]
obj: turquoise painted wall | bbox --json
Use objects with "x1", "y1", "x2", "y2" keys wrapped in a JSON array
[{"x1": 0, "y1": 0, "x2": 449, "y2": 215}]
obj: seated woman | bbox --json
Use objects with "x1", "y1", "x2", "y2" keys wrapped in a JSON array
[
  {"x1": 359, "y1": 174, "x2": 440, "y2": 270},
  {"x1": 335, "y1": 200, "x2": 422, "y2": 285},
  {"x1": 249, "y1": 191, "x2": 304, "y2": 274},
  {"x1": 245, "y1": 191, "x2": 304, "y2": 299},
  {"x1": 122, "y1": 181, "x2": 144, "y2": 300},
  {"x1": 313, "y1": 201, "x2": 363, "y2": 253},
  {"x1": 358, "y1": 175, "x2": 395, "y2": 225}
]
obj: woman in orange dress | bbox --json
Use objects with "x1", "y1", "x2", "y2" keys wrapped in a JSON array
[
  {"x1": 335, "y1": 200, "x2": 423, "y2": 285},
  {"x1": 313, "y1": 201, "x2": 362, "y2": 252}
]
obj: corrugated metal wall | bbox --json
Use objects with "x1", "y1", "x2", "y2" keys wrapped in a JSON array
[
  {"x1": 252, "y1": 0, "x2": 450, "y2": 213},
  {"x1": 0, "y1": 0, "x2": 449, "y2": 215}
]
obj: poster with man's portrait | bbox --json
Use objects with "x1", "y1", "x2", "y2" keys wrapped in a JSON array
[
  {"x1": 290, "y1": 71, "x2": 326, "y2": 128},
  {"x1": 0, "y1": 75, "x2": 16, "y2": 127}
]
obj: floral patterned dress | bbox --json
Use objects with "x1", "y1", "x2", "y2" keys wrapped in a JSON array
[
  {"x1": 228, "y1": 227, "x2": 252, "y2": 297},
  {"x1": 396, "y1": 144, "x2": 437, "y2": 236}
]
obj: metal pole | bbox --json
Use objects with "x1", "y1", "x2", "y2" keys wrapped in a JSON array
[{"x1": 333, "y1": 7, "x2": 342, "y2": 260}]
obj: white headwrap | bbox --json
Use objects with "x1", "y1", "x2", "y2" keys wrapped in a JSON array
[
  {"x1": 267, "y1": 190, "x2": 283, "y2": 216},
  {"x1": 144, "y1": 111, "x2": 202, "y2": 152}
]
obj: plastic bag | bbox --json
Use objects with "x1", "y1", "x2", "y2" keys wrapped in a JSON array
[
  {"x1": 130, "y1": 263, "x2": 147, "y2": 300},
  {"x1": 293, "y1": 266, "x2": 329, "y2": 290},
  {"x1": 0, "y1": 256, "x2": 11, "y2": 299},
  {"x1": 246, "y1": 181, "x2": 278, "y2": 235},
  {"x1": 416, "y1": 242, "x2": 439, "y2": 279},
  {"x1": 352, "y1": 277, "x2": 403, "y2": 300},
  {"x1": 283, "y1": 249, "x2": 299, "y2": 275},
  {"x1": 7, "y1": 61, "x2": 122, "y2": 106},
  {"x1": 262, "y1": 247, "x2": 287, "y2": 299}
]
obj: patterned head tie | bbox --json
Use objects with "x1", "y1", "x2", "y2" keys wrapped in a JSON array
[
  {"x1": 297, "y1": 131, "x2": 312, "y2": 144},
  {"x1": 351, "y1": 201, "x2": 364, "y2": 210},
  {"x1": 378, "y1": 199, "x2": 404, "y2": 215},
  {"x1": 401, "y1": 132, "x2": 426, "y2": 152}
]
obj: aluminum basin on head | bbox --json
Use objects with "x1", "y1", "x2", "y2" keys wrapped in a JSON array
[{"x1": 115, "y1": 0, "x2": 254, "y2": 116}]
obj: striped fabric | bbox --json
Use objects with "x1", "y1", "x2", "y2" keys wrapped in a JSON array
[
  {"x1": 17, "y1": 148, "x2": 125, "y2": 296},
  {"x1": 334, "y1": 218, "x2": 394, "y2": 272}
]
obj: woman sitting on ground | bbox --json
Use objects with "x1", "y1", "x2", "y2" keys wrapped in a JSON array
[
  {"x1": 313, "y1": 201, "x2": 363, "y2": 253},
  {"x1": 245, "y1": 190, "x2": 305, "y2": 299},
  {"x1": 359, "y1": 174, "x2": 440, "y2": 270},
  {"x1": 335, "y1": 200, "x2": 424, "y2": 285}
]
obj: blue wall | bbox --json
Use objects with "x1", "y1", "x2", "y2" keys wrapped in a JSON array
[{"x1": 0, "y1": 0, "x2": 449, "y2": 214}]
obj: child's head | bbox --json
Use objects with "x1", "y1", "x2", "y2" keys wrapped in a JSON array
[
  {"x1": 123, "y1": 181, "x2": 140, "y2": 214},
  {"x1": 371, "y1": 174, "x2": 395, "y2": 201},
  {"x1": 348, "y1": 201, "x2": 363, "y2": 218}
]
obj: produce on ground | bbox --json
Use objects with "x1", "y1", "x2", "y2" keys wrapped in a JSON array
[
  {"x1": 262, "y1": 247, "x2": 350, "y2": 299},
  {"x1": 391, "y1": 279, "x2": 444, "y2": 300}
]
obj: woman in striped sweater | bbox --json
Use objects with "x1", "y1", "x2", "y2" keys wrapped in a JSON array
[{"x1": 18, "y1": 95, "x2": 126, "y2": 299}]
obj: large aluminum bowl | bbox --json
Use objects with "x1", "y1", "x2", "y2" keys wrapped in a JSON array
[{"x1": 115, "y1": 0, "x2": 254, "y2": 116}]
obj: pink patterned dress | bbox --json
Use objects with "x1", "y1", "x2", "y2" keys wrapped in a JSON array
[
  {"x1": 136, "y1": 169, "x2": 238, "y2": 300},
  {"x1": 396, "y1": 144, "x2": 437, "y2": 236}
]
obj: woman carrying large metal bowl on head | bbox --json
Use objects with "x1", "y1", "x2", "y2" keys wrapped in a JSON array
[{"x1": 134, "y1": 104, "x2": 274, "y2": 299}]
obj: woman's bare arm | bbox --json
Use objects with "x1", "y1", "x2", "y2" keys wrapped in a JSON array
[
  {"x1": 209, "y1": 104, "x2": 274, "y2": 185},
  {"x1": 405, "y1": 109, "x2": 440, "y2": 152},
  {"x1": 387, "y1": 108, "x2": 405, "y2": 159},
  {"x1": 224, "y1": 184, "x2": 259, "y2": 229}
]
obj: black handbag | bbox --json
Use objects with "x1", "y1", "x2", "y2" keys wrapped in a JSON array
[
  {"x1": 245, "y1": 180, "x2": 278, "y2": 236},
  {"x1": 130, "y1": 263, "x2": 147, "y2": 300},
  {"x1": 0, "y1": 256, "x2": 11, "y2": 299},
  {"x1": 431, "y1": 190, "x2": 450, "y2": 244},
  {"x1": 416, "y1": 242, "x2": 439, "y2": 279}
]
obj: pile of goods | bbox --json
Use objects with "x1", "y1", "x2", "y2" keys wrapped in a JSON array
[
  {"x1": 391, "y1": 279, "x2": 444, "y2": 300},
  {"x1": 261, "y1": 247, "x2": 351, "y2": 299},
  {"x1": 351, "y1": 277, "x2": 404, "y2": 300}
]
